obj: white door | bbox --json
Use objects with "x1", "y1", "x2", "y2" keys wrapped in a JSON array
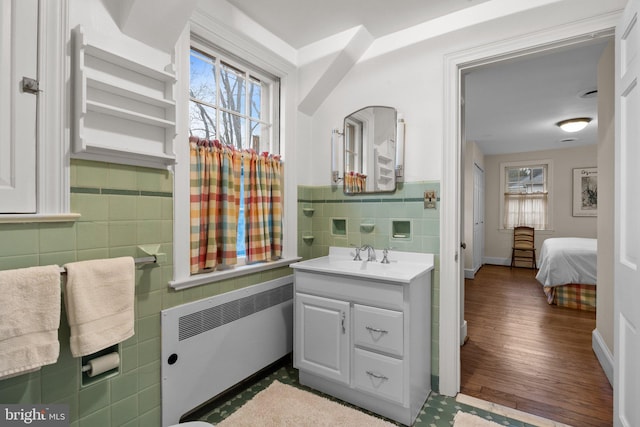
[
  {"x1": 473, "y1": 163, "x2": 485, "y2": 273},
  {"x1": 294, "y1": 293, "x2": 350, "y2": 384},
  {"x1": 0, "y1": 0, "x2": 37, "y2": 213},
  {"x1": 614, "y1": 1, "x2": 640, "y2": 425}
]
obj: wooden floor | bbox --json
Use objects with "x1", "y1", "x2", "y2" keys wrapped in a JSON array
[{"x1": 460, "y1": 265, "x2": 613, "y2": 427}]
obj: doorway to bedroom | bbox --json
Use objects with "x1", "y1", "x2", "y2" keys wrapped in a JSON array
[{"x1": 459, "y1": 36, "x2": 614, "y2": 426}]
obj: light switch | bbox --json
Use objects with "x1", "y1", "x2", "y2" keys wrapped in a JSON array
[{"x1": 424, "y1": 191, "x2": 436, "y2": 209}]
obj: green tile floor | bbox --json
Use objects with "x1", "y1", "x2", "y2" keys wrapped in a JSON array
[{"x1": 185, "y1": 359, "x2": 536, "y2": 427}]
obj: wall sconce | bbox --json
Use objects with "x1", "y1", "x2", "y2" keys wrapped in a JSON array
[
  {"x1": 395, "y1": 118, "x2": 405, "y2": 181},
  {"x1": 331, "y1": 129, "x2": 343, "y2": 183},
  {"x1": 556, "y1": 117, "x2": 592, "y2": 133}
]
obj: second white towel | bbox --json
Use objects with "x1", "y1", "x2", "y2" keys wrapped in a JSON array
[{"x1": 64, "y1": 257, "x2": 135, "y2": 357}]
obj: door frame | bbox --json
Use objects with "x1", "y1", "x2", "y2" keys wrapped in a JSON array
[
  {"x1": 439, "y1": 12, "x2": 620, "y2": 396},
  {"x1": 472, "y1": 162, "x2": 484, "y2": 275}
]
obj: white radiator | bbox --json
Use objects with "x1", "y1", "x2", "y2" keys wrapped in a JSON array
[{"x1": 161, "y1": 276, "x2": 293, "y2": 426}]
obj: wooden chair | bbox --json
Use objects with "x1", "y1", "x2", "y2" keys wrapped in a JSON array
[{"x1": 510, "y1": 226, "x2": 536, "y2": 269}]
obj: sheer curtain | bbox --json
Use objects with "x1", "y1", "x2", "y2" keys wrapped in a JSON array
[{"x1": 503, "y1": 192, "x2": 548, "y2": 229}]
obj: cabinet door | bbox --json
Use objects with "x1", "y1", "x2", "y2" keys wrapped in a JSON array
[
  {"x1": 0, "y1": 0, "x2": 37, "y2": 213},
  {"x1": 295, "y1": 293, "x2": 350, "y2": 384}
]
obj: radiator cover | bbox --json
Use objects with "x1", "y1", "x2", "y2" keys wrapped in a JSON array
[{"x1": 161, "y1": 276, "x2": 293, "y2": 426}]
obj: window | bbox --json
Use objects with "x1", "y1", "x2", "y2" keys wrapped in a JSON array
[
  {"x1": 172, "y1": 27, "x2": 296, "y2": 290},
  {"x1": 188, "y1": 46, "x2": 281, "y2": 273},
  {"x1": 189, "y1": 48, "x2": 278, "y2": 154},
  {"x1": 501, "y1": 161, "x2": 551, "y2": 230}
]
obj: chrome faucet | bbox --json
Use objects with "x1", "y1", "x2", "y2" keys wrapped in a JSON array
[{"x1": 360, "y1": 244, "x2": 377, "y2": 262}]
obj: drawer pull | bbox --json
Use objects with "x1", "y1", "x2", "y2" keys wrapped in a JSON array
[
  {"x1": 366, "y1": 370, "x2": 389, "y2": 381},
  {"x1": 365, "y1": 326, "x2": 389, "y2": 334}
]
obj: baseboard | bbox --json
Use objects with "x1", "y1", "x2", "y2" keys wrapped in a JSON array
[
  {"x1": 465, "y1": 264, "x2": 485, "y2": 279},
  {"x1": 592, "y1": 328, "x2": 613, "y2": 386},
  {"x1": 483, "y1": 257, "x2": 510, "y2": 266},
  {"x1": 460, "y1": 320, "x2": 468, "y2": 346}
]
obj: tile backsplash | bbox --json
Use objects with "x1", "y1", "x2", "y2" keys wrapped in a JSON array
[
  {"x1": 0, "y1": 164, "x2": 443, "y2": 426},
  {"x1": 296, "y1": 181, "x2": 441, "y2": 382},
  {"x1": 0, "y1": 159, "x2": 290, "y2": 426}
]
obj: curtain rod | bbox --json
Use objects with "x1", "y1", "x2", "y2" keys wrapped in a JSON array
[{"x1": 58, "y1": 256, "x2": 157, "y2": 275}]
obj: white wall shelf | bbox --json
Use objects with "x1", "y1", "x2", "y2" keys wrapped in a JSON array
[{"x1": 72, "y1": 26, "x2": 176, "y2": 169}]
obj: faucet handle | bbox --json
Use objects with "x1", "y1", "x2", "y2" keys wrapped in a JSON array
[
  {"x1": 381, "y1": 247, "x2": 392, "y2": 264},
  {"x1": 350, "y1": 244, "x2": 362, "y2": 261}
]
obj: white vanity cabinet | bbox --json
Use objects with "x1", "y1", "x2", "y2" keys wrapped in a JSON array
[{"x1": 291, "y1": 248, "x2": 433, "y2": 426}]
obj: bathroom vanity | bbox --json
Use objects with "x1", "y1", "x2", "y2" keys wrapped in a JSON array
[{"x1": 290, "y1": 247, "x2": 433, "y2": 426}]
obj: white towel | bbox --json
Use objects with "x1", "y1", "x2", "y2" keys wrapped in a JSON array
[
  {"x1": 64, "y1": 257, "x2": 135, "y2": 357},
  {"x1": 0, "y1": 265, "x2": 61, "y2": 380}
]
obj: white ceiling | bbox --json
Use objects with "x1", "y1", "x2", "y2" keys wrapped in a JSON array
[
  {"x1": 464, "y1": 38, "x2": 610, "y2": 156},
  {"x1": 226, "y1": 0, "x2": 492, "y2": 49},
  {"x1": 224, "y1": 0, "x2": 610, "y2": 156}
]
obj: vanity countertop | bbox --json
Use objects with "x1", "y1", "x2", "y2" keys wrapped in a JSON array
[{"x1": 290, "y1": 247, "x2": 433, "y2": 284}]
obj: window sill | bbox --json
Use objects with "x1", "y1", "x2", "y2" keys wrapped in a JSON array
[
  {"x1": 169, "y1": 256, "x2": 302, "y2": 290},
  {"x1": 0, "y1": 213, "x2": 81, "y2": 224}
]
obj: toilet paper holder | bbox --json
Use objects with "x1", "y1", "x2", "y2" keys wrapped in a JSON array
[
  {"x1": 81, "y1": 345, "x2": 120, "y2": 386},
  {"x1": 81, "y1": 352, "x2": 119, "y2": 376}
]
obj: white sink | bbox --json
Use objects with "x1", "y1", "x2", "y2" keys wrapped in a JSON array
[{"x1": 291, "y1": 247, "x2": 434, "y2": 283}]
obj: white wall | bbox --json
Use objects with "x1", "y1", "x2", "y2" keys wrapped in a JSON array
[
  {"x1": 69, "y1": 0, "x2": 173, "y2": 71},
  {"x1": 483, "y1": 145, "x2": 598, "y2": 263},
  {"x1": 303, "y1": 0, "x2": 625, "y2": 189}
]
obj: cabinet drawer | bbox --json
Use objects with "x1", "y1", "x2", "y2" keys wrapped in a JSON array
[
  {"x1": 353, "y1": 305, "x2": 403, "y2": 356},
  {"x1": 354, "y1": 348, "x2": 404, "y2": 404},
  {"x1": 294, "y1": 271, "x2": 403, "y2": 310}
]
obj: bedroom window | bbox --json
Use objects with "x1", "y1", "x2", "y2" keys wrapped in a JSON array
[{"x1": 501, "y1": 161, "x2": 551, "y2": 230}]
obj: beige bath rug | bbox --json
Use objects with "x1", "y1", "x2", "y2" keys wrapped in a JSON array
[
  {"x1": 216, "y1": 380, "x2": 396, "y2": 426},
  {"x1": 453, "y1": 410, "x2": 504, "y2": 427}
]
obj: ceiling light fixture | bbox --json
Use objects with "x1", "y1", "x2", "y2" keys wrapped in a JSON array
[{"x1": 556, "y1": 117, "x2": 592, "y2": 133}]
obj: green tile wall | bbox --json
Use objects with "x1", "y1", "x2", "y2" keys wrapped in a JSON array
[
  {"x1": 0, "y1": 159, "x2": 291, "y2": 426},
  {"x1": 297, "y1": 181, "x2": 442, "y2": 382}
]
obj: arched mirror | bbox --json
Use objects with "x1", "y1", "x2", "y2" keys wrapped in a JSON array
[{"x1": 343, "y1": 106, "x2": 400, "y2": 194}]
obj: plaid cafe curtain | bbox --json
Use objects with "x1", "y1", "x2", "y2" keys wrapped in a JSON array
[
  {"x1": 345, "y1": 172, "x2": 367, "y2": 193},
  {"x1": 243, "y1": 150, "x2": 283, "y2": 262},
  {"x1": 189, "y1": 137, "x2": 283, "y2": 274}
]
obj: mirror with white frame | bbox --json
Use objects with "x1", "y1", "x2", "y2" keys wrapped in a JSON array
[{"x1": 342, "y1": 106, "x2": 401, "y2": 194}]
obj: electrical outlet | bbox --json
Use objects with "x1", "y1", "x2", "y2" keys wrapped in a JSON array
[{"x1": 424, "y1": 191, "x2": 436, "y2": 209}]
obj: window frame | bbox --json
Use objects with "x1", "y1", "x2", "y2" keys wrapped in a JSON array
[
  {"x1": 189, "y1": 45, "x2": 280, "y2": 265},
  {"x1": 189, "y1": 47, "x2": 280, "y2": 156},
  {"x1": 171, "y1": 23, "x2": 298, "y2": 291},
  {"x1": 499, "y1": 159, "x2": 553, "y2": 231}
]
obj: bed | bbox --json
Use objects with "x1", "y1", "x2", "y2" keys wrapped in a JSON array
[{"x1": 535, "y1": 237, "x2": 597, "y2": 311}]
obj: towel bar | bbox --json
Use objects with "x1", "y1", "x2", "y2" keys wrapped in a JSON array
[{"x1": 58, "y1": 256, "x2": 157, "y2": 275}]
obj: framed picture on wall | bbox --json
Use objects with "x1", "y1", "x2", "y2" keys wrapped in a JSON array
[{"x1": 573, "y1": 167, "x2": 597, "y2": 217}]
